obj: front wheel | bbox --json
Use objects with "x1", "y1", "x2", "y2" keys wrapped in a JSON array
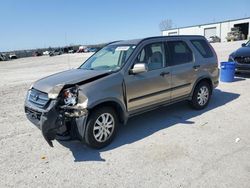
[
  {"x1": 190, "y1": 82, "x2": 211, "y2": 110},
  {"x1": 84, "y1": 107, "x2": 118, "y2": 149}
]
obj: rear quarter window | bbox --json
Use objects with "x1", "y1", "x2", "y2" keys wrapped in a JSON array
[{"x1": 191, "y1": 39, "x2": 213, "y2": 58}]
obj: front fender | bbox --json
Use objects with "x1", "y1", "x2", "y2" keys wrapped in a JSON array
[{"x1": 87, "y1": 98, "x2": 128, "y2": 124}]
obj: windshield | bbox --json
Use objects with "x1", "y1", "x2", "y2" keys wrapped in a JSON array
[
  {"x1": 80, "y1": 44, "x2": 136, "y2": 71},
  {"x1": 246, "y1": 40, "x2": 250, "y2": 47}
]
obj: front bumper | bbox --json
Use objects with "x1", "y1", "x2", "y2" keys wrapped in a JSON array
[
  {"x1": 231, "y1": 58, "x2": 250, "y2": 73},
  {"x1": 235, "y1": 64, "x2": 250, "y2": 73},
  {"x1": 25, "y1": 96, "x2": 88, "y2": 147}
]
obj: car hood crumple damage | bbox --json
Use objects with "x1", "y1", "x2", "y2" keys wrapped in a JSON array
[
  {"x1": 232, "y1": 47, "x2": 250, "y2": 57},
  {"x1": 32, "y1": 68, "x2": 111, "y2": 93}
]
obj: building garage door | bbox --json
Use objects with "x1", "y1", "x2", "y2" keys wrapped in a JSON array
[{"x1": 204, "y1": 27, "x2": 216, "y2": 39}]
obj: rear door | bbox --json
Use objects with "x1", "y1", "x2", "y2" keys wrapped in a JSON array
[
  {"x1": 166, "y1": 40, "x2": 197, "y2": 99},
  {"x1": 190, "y1": 38, "x2": 219, "y2": 83},
  {"x1": 124, "y1": 42, "x2": 171, "y2": 112}
]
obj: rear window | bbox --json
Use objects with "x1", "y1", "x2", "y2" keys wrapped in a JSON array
[
  {"x1": 167, "y1": 41, "x2": 193, "y2": 66},
  {"x1": 191, "y1": 39, "x2": 213, "y2": 58}
]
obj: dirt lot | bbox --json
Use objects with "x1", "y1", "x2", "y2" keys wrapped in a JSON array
[{"x1": 0, "y1": 41, "x2": 250, "y2": 188}]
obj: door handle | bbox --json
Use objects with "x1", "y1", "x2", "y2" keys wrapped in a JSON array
[
  {"x1": 193, "y1": 65, "x2": 200, "y2": 70},
  {"x1": 160, "y1": 71, "x2": 170, "y2": 77}
]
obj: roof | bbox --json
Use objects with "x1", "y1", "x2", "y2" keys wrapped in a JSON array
[
  {"x1": 163, "y1": 17, "x2": 250, "y2": 31},
  {"x1": 111, "y1": 35, "x2": 205, "y2": 45},
  {"x1": 111, "y1": 39, "x2": 142, "y2": 45}
]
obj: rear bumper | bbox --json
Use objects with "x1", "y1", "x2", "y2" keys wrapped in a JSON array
[{"x1": 213, "y1": 80, "x2": 219, "y2": 88}]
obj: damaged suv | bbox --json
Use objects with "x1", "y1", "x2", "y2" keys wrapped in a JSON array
[{"x1": 25, "y1": 36, "x2": 219, "y2": 148}]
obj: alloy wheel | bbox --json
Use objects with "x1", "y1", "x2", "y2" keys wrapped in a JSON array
[
  {"x1": 93, "y1": 113, "x2": 115, "y2": 142},
  {"x1": 197, "y1": 86, "x2": 209, "y2": 106}
]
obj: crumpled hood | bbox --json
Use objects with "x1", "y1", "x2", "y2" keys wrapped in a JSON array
[
  {"x1": 232, "y1": 47, "x2": 250, "y2": 57},
  {"x1": 33, "y1": 68, "x2": 110, "y2": 94}
]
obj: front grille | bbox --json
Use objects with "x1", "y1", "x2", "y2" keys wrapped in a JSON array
[
  {"x1": 28, "y1": 88, "x2": 49, "y2": 108},
  {"x1": 235, "y1": 56, "x2": 250, "y2": 64}
]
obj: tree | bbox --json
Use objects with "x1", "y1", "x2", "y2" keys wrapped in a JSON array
[{"x1": 159, "y1": 19, "x2": 173, "y2": 31}]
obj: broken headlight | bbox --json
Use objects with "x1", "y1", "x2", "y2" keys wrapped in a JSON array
[
  {"x1": 63, "y1": 87, "x2": 78, "y2": 106},
  {"x1": 60, "y1": 87, "x2": 88, "y2": 117},
  {"x1": 48, "y1": 84, "x2": 64, "y2": 99}
]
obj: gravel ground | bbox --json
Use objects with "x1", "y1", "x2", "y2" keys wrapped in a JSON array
[{"x1": 0, "y1": 41, "x2": 250, "y2": 188}]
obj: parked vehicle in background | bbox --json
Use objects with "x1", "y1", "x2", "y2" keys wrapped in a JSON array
[
  {"x1": 77, "y1": 46, "x2": 87, "y2": 53},
  {"x1": 67, "y1": 47, "x2": 76, "y2": 53},
  {"x1": 0, "y1": 53, "x2": 9, "y2": 61},
  {"x1": 33, "y1": 51, "x2": 42, "y2": 57},
  {"x1": 8, "y1": 53, "x2": 17, "y2": 59},
  {"x1": 0, "y1": 54, "x2": 3, "y2": 61},
  {"x1": 68, "y1": 49, "x2": 75, "y2": 53},
  {"x1": 77, "y1": 49, "x2": 85, "y2": 53},
  {"x1": 226, "y1": 27, "x2": 245, "y2": 42},
  {"x1": 43, "y1": 51, "x2": 50, "y2": 55},
  {"x1": 49, "y1": 49, "x2": 63, "y2": 56},
  {"x1": 24, "y1": 35, "x2": 219, "y2": 149},
  {"x1": 228, "y1": 40, "x2": 250, "y2": 73},
  {"x1": 86, "y1": 48, "x2": 98, "y2": 52},
  {"x1": 84, "y1": 48, "x2": 90, "y2": 52},
  {"x1": 207, "y1": 36, "x2": 221, "y2": 43}
]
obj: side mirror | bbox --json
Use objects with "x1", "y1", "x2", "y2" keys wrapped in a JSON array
[
  {"x1": 130, "y1": 63, "x2": 148, "y2": 74},
  {"x1": 242, "y1": 43, "x2": 246, "y2": 47}
]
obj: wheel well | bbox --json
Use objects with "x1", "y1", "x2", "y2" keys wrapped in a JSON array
[
  {"x1": 196, "y1": 78, "x2": 213, "y2": 91},
  {"x1": 190, "y1": 78, "x2": 213, "y2": 100},
  {"x1": 89, "y1": 101, "x2": 126, "y2": 124}
]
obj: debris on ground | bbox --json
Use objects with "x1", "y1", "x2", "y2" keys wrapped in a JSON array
[
  {"x1": 235, "y1": 138, "x2": 240, "y2": 143},
  {"x1": 201, "y1": 122, "x2": 208, "y2": 126}
]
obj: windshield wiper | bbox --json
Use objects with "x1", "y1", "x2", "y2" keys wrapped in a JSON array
[{"x1": 81, "y1": 67, "x2": 94, "y2": 70}]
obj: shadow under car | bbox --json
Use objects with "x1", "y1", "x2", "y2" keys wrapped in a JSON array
[{"x1": 58, "y1": 89, "x2": 240, "y2": 162}]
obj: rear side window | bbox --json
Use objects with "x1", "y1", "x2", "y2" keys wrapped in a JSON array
[
  {"x1": 167, "y1": 41, "x2": 193, "y2": 66},
  {"x1": 191, "y1": 39, "x2": 213, "y2": 58}
]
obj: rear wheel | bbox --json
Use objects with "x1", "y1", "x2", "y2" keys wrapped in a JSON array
[
  {"x1": 85, "y1": 107, "x2": 118, "y2": 149},
  {"x1": 190, "y1": 81, "x2": 211, "y2": 110}
]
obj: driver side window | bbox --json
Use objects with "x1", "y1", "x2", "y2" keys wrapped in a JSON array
[
  {"x1": 136, "y1": 43, "x2": 165, "y2": 71},
  {"x1": 138, "y1": 48, "x2": 145, "y2": 62}
]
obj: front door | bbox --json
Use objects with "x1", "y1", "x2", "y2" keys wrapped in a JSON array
[{"x1": 124, "y1": 42, "x2": 171, "y2": 112}]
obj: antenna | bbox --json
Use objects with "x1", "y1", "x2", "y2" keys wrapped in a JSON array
[{"x1": 65, "y1": 32, "x2": 71, "y2": 69}]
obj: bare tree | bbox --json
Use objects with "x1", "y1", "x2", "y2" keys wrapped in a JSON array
[{"x1": 159, "y1": 19, "x2": 173, "y2": 31}]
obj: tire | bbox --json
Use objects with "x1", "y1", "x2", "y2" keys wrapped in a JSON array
[
  {"x1": 190, "y1": 81, "x2": 211, "y2": 110},
  {"x1": 84, "y1": 107, "x2": 118, "y2": 149}
]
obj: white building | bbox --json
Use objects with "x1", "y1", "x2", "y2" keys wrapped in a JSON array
[{"x1": 162, "y1": 17, "x2": 250, "y2": 42}]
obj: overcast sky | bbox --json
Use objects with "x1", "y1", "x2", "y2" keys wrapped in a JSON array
[{"x1": 0, "y1": 0, "x2": 249, "y2": 51}]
